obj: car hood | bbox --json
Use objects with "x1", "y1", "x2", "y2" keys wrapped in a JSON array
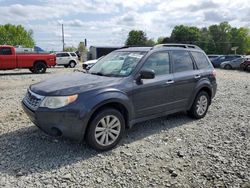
[
  {"x1": 30, "y1": 72, "x2": 123, "y2": 96},
  {"x1": 84, "y1": 59, "x2": 98, "y2": 65},
  {"x1": 221, "y1": 61, "x2": 230, "y2": 65}
]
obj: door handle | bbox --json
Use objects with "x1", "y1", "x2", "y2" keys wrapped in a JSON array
[
  {"x1": 194, "y1": 75, "x2": 201, "y2": 79},
  {"x1": 166, "y1": 80, "x2": 174, "y2": 84}
]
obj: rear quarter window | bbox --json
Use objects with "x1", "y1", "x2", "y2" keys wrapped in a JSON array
[
  {"x1": 0, "y1": 47, "x2": 12, "y2": 55},
  {"x1": 191, "y1": 52, "x2": 212, "y2": 69}
]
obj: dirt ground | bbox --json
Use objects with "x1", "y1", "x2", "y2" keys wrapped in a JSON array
[{"x1": 0, "y1": 66, "x2": 249, "y2": 187}]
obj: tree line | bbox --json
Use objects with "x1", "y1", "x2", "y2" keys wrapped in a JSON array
[
  {"x1": 1, "y1": 22, "x2": 250, "y2": 55},
  {"x1": 126, "y1": 22, "x2": 250, "y2": 55}
]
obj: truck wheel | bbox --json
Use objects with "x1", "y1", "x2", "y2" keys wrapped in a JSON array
[
  {"x1": 33, "y1": 62, "x2": 47, "y2": 74},
  {"x1": 188, "y1": 91, "x2": 210, "y2": 119},
  {"x1": 86, "y1": 108, "x2": 125, "y2": 151},
  {"x1": 29, "y1": 68, "x2": 35, "y2": 73},
  {"x1": 68, "y1": 61, "x2": 76, "y2": 68}
]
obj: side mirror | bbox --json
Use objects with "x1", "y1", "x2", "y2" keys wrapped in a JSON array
[{"x1": 139, "y1": 69, "x2": 155, "y2": 79}]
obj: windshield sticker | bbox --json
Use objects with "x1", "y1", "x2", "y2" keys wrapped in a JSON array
[
  {"x1": 128, "y1": 53, "x2": 144, "y2": 59},
  {"x1": 120, "y1": 70, "x2": 127, "y2": 75}
]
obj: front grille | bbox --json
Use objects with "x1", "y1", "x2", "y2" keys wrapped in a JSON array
[{"x1": 23, "y1": 90, "x2": 44, "y2": 110}]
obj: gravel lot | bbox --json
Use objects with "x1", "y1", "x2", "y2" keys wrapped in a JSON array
[{"x1": 0, "y1": 66, "x2": 249, "y2": 188}]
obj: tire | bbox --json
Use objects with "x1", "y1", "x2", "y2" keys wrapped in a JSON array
[
  {"x1": 246, "y1": 65, "x2": 250, "y2": 72},
  {"x1": 68, "y1": 61, "x2": 76, "y2": 68},
  {"x1": 86, "y1": 108, "x2": 125, "y2": 151},
  {"x1": 224, "y1": 64, "x2": 232, "y2": 70},
  {"x1": 29, "y1": 68, "x2": 35, "y2": 73},
  {"x1": 33, "y1": 62, "x2": 47, "y2": 74},
  {"x1": 188, "y1": 91, "x2": 210, "y2": 119},
  {"x1": 64, "y1": 65, "x2": 68, "y2": 68}
]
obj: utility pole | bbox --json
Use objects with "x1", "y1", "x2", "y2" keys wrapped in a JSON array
[{"x1": 62, "y1": 24, "x2": 65, "y2": 51}]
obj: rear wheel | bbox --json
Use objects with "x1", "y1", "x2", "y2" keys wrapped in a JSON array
[
  {"x1": 68, "y1": 61, "x2": 76, "y2": 68},
  {"x1": 224, "y1": 64, "x2": 232, "y2": 70},
  {"x1": 188, "y1": 91, "x2": 210, "y2": 119},
  {"x1": 33, "y1": 62, "x2": 47, "y2": 74},
  {"x1": 246, "y1": 65, "x2": 250, "y2": 72},
  {"x1": 86, "y1": 108, "x2": 125, "y2": 151}
]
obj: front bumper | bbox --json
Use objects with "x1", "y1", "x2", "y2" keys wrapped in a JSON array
[{"x1": 22, "y1": 102, "x2": 88, "y2": 142}]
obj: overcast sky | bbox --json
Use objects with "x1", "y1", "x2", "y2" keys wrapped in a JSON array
[{"x1": 0, "y1": 0, "x2": 249, "y2": 51}]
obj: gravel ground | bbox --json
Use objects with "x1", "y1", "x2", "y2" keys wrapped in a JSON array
[{"x1": 0, "y1": 66, "x2": 249, "y2": 188}]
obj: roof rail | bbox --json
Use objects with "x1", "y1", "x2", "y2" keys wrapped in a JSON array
[{"x1": 153, "y1": 43, "x2": 201, "y2": 50}]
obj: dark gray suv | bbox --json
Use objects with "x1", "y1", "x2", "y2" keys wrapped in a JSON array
[{"x1": 22, "y1": 44, "x2": 217, "y2": 151}]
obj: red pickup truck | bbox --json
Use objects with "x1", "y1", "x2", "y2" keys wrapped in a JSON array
[{"x1": 0, "y1": 45, "x2": 56, "y2": 73}]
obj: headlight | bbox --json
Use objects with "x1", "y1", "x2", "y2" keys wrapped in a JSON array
[{"x1": 40, "y1": 94, "x2": 78, "y2": 109}]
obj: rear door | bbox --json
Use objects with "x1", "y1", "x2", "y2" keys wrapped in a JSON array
[
  {"x1": 56, "y1": 53, "x2": 70, "y2": 65},
  {"x1": 171, "y1": 50, "x2": 200, "y2": 109},
  {"x1": 132, "y1": 51, "x2": 175, "y2": 118},
  {"x1": 0, "y1": 47, "x2": 16, "y2": 69}
]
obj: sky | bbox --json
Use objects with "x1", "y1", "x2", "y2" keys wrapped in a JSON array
[{"x1": 0, "y1": 0, "x2": 250, "y2": 51}]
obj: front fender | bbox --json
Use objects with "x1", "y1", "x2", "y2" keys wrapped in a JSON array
[{"x1": 78, "y1": 89, "x2": 133, "y2": 138}]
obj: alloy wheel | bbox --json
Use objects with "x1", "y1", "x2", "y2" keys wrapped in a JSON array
[
  {"x1": 94, "y1": 115, "x2": 121, "y2": 146},
  {"x1": 196, "y1": 95, "x2": 208, "y2": 116}
]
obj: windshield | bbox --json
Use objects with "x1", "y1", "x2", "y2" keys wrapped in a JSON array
[{"x1": 89, "y1": 51, "x2": 146, "y2": 77}]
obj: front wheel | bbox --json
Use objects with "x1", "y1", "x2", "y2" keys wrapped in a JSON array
[
  {"x1": 86, "y1": 108, "x2": 125, "y2": 151},
  {"x1": 188, "y1": 91, "x2": 210, "y2": 119}
]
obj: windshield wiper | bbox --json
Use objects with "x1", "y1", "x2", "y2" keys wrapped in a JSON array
[{"x1": 90, "y1": 72, "x2": 104, "y2": 76}]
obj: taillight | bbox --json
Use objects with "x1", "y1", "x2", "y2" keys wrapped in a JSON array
[{"x1": 212, "y1": 69, "x2": 216, "y2": 77}]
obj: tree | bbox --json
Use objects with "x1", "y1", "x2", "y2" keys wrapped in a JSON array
[
  {"x1": 0, "y1": 24, "x2": 35, "y2": 47},
  {"x1": 125, "y1": 30, "x2": 148, "y2": 46},
  {"x1": 77, "y1": 42, "x2": 87, "y2": 61},
  {"x1": 208, "y1": 22, "x2": 232, "y2": 54},
  {"x1": 230, "y1": 27, "x2": 250, "y2": 54},
  {"x1": 157, "y1": 37, "x2": 172, "y2": 44},
  {"x1": 64, "y1": 46, "x2": 77, "y2": 52},
  {"x1": 170, "y1": 25, "x2": 200, "y2": 44}
]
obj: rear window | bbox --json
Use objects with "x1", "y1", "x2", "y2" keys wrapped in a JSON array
[
  {"x1": 172, "y1": 50, "x2": 194, "y2": 73},
  {"x1": 0, "y1": 47, "x2": 12, "y2": 55},
  {"x1": 191, "y1": 52, "x2": 212, "y2": 69},
  {"x1": 70, "y1": 53, "x2": 76, "y2": 57}
]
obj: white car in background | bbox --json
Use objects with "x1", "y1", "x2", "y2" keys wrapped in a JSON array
[
  {"x1": 56, "y1": 52, "x2": 78, "y2": 68},
  {"x1": 82, "y1": 56, "x2": 104, "y2": 70}
]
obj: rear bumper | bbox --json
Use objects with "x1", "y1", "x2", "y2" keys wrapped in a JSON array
[
  {"x1": 22, "y1": 102, "x2": 87, "y2": 142},
  {"x1": 211, "y1": 83, "x2": 217, "y2": 99}
]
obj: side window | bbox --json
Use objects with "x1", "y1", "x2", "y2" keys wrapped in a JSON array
[
  {"x1": 172, "y1": 51, "x2": 194, "y2": 73},
  {"x1": 142, "y1": 51, "x2": 170, "y2": 76},
  {"x1": 191, "y1": 52, "x2": 212, "y2": 69},
  {"x1": 60, "y1": 53, "x2": 69, "y2": 57},
  {"x1": 70, "y1": 53, "x2": 76, "y2": 57},
  {"x1": 0, "y1": 47, "x2": 12, "y2": 55},
  {"x1": 56, "y1": 53, "x2": 62, "y2": 57}
]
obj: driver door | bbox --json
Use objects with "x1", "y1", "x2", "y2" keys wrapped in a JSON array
[{"x1": 132, "y1": 51, "x2": 175, "y2": 118}]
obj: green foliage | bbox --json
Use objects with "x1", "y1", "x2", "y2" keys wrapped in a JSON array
[
  {"x1": 158, "y1": 22, "x2": 250, "y2": 54},
  {"x1": 77, "y1": 42, "x2": 87, "y2": 61},
  {"x1": 64, "y1": 46, "x2": 77, "y2": 52},
  {"x1": 170, "y1": 25, "x2": 201, "y2": 44},
  {"x1": 0, "y1": 24, "x2": 35, "y2": 47},
  {"x1": 125, "y1": 30, "x2": 154, "y2": 46}
]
